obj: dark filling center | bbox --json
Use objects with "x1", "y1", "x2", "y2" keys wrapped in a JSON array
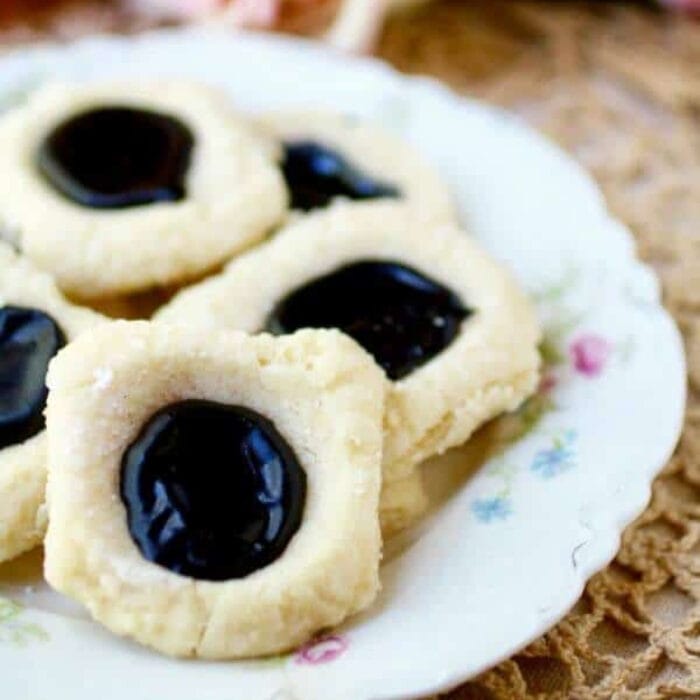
[
  {"x1": 0, "y1": 306, "x2": 66, "y2": 449},
  {"x1": 121, "y1": 400, "x2": 306, "y2": 581},
  {"x1": 282, "y1": 140, "x2": 400, "y2": 211},
  {"x1": 37, "y1": 106, "x2": 194, "y2": 209},
  {"x1": 265, "y1": 260, "x2": 471, "y2": 381}
]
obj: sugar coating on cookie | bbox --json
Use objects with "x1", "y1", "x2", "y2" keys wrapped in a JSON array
[
  {"x1": 157, "y1": 202, "x2": 541, "y2": 482},
  {"x1": 0, "y1": 81, "x2": 287, "y2": 299},
  {"x1": 258, "y1": 110, "x2": 456, "y2": 221},
  {"x1": 0, "y1": 242, "x2": 103, "y2": 563},
  {"x1": 44, "y1": 322, "x2": 384, "y2": 659}
]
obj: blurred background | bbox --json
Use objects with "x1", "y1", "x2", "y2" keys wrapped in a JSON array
[
  {"x1": 2, "y1": 1, "x2": 699, "y2": 698},
  {"x1": 0, "y1": 0, "x2": 698, "y2": 50}
]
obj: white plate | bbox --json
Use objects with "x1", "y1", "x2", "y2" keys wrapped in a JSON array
[{"x1": 0, "y1": 29, "x2": 686, "y2": 700}]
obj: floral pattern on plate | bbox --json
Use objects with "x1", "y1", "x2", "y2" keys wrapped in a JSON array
[
  {"x1": 295, "y1": 635, "x2": 349, "y2": 665},
  {"x1": 0, "y1": 597, "x2": 47, "y2": 646},
  {"x1": 470, "y1": 268, "x2": 625, "y2": 523}
]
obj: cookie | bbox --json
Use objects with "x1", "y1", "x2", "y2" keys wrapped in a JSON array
[
  {"x1": 157, "y1": 202, "x2": 541, "y2": 481},
  {"x1": 44, "y1": 322, "x2": 384, "y2": 659},
  {"x1": 380, "y1": 469, "x2": 428, "y2": 539},
  {"x1": 0, "y1": 81, "x2": 287, "y2": 299},
  {"x1": 258, "y1": 110, "x2": 456, "y2": 220},
  {"x1": 0, "y1": 242, "x2": 103, "y2": 563}
]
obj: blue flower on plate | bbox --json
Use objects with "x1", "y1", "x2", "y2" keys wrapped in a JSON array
[
  {"x1": 472, "y1": 496, "x2": 512, "y2": 523},
  {"x1": 531, "y1": 430, "x2": 577, "y2": 479}
]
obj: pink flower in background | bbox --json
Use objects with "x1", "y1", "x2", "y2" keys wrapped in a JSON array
[
  {"x1": 116, "y1": 0, "x2": 700, "y2": 25},
  {"x1": 660, "y1": 0, "x2": 700, "y2": 13},
  {"x1": 123, "y1": 0, "x2": 221, "y2": 20},
  {"x1": 125, "y1": 0, "x2": 334, "y2": 24},
  {"x1": 295, "y1": 635, "x2": 348, "y2": 665},
  {"x1": 125, "y1": 0, "x2": 279, "y2": 22},
  {"x1": 226, "y1": 0, "x2": 280, "y2": 27},
  {"x1": 569, "y1": 334, "x2": 612, "y2": 378},
  {"x1": 124, "y1": 0, "x2": 389, "y2": 51}
]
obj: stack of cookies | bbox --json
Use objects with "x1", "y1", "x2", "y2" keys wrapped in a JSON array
[{"x1": 0, "y1": 80, "x2": 540, "y2": 659}]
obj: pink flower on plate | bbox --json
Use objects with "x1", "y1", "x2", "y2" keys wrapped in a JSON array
[
  {"x1": 295, "y1": 635, "x2": 348, "y2": 665},
  {"x1": 569, "y1": 334, "x2": 612, "y2": 378}
]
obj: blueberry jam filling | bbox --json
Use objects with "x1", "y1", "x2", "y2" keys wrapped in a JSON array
[
  {"x1": 265, "y1": 261, "x2": 471, "y2": 381},
  {"x1": 282, "y1": 141, "x2": 400, "y2": 211},
  {"x1": 121, "y1": 400, "x2": 306, "y2": 581},
  {"x1": 0, "y1": 306, "x2": 66, "y2": 449},
  {"x1": 38, "y1": 107, "x2": 194, "y2": 209}
]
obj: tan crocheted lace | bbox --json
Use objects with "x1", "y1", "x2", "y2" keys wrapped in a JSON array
[
  {"x1": 1, "y1": 1, "x2": 698, "y2": 697},
  {"x1": 380, "y1": 2, "x2": 700, "y2": 698}
]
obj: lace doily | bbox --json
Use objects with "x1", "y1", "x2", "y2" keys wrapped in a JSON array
[{"x1": 379, "y1": 3, "x2": 700, "y2": 698}]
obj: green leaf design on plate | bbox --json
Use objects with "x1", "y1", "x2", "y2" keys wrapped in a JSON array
[
  {"x1": 257, "y1": 652, "x2": 291, "y2": 668},
  {"x1": 0, "y1": 75, "x2": 42, "y2": 115},
  {"x1": 0, "y1": 596, "x2": 48, "y2": 646},
  {"x1": 532, "y1": 265, "x2": 580, "y2": 305}
]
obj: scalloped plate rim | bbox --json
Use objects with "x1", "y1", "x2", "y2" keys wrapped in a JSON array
[{"x1": 0, "y1": 28, "x2": 687, "y2": 700}]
